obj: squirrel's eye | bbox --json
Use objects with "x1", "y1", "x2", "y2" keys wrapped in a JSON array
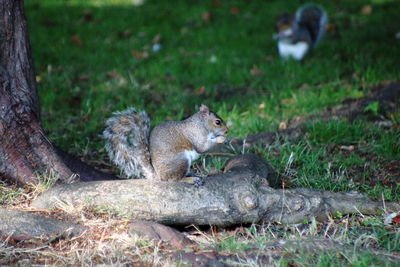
[{"x1": 215, "y1": 119, "x2": 221, "y2": 125}]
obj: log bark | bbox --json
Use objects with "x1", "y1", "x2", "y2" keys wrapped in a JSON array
[
  {"x1": 0, "y1": 207, "x2": 86, "y2": 240},
  {"x1": 31, "y1": 154, "x2": 400, "y2": 226}
]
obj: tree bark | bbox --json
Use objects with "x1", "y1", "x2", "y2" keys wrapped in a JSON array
[
  {"x1": 31, "y1": 154, "x2": 400, "y2": 226},
  {"x1": 0, "y1": 0, "x2": 118, "y2": 184},
  {"x1": 0, "y1": 0, "x2": 74, "y2": 184}
]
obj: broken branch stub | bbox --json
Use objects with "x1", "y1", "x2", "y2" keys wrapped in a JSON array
[{"x1": 31, "y1": 154, "x2": 399, "y2": 226}]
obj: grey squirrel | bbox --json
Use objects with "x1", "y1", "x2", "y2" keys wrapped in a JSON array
[
  {"x1": 273, "y1": 3, "x2": 328, "y2": 60},
  {"x1": 102, "y1": 104, "x2": 228, "y2": 186}
]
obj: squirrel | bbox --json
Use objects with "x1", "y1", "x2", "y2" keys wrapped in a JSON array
[
  {"x1": 273, "y1": 3, "x2": 328, "y2": 61},
  {"x1": 102, "y1": 104, "x2": 229, "y2": 186}
]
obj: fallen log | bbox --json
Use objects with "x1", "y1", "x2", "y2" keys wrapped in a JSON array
[{"x1": 31, "y1": 154, "x2": 399, "y2": 226}]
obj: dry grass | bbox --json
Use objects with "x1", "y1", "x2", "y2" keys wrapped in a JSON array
[
  {"x1": 0, "y1": 206, "x2": 169, "y2": 266},
  {"x1": 1, "y1": 161, "x2": 399, "y2": 266},
  {"x1": 1, "y1": 196, "x2": 399, "y2": 266}
]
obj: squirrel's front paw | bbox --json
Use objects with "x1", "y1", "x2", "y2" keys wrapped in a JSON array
[
  {"x1": 193, "y1": 177, "x2": 205, "y2": 187},
  {"x1": 215, "y1": 136, "x2": 226, "y2": 144},
  {"x1": 180, "y1": 176, "x2": 205, "y2": 187}
]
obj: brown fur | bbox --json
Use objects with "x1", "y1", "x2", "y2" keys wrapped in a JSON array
[{"x1": 104, "y1": 105, "x2": 228, "y2": 183}]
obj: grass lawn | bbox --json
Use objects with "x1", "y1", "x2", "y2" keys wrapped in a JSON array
[{"x1": 1, "y1": 0, "x2": 399, "y2": 265}]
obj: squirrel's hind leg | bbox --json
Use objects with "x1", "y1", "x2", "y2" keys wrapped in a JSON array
[
  {"x1": 154, "y1": 154, "x2": 204, "y2": 186},
  {"x1": 155, "y1": 155, "x2": 188, "y2": 181}
]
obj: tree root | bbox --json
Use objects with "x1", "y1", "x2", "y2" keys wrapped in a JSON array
[{"x1": 31, "y1": 154, "x2": 399, "y2": 226}]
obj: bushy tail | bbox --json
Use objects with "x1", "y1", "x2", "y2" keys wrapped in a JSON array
[
  {"x1": 296, "y1": 4, "x2": 328, "y2": 47},
  {"x1": 103, "y1": 108, "x2": 155, "y2": 179}
]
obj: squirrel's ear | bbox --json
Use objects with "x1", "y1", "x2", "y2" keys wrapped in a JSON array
[{"x1": 199, "y1": 104, "x2": 210, "y2": 115}]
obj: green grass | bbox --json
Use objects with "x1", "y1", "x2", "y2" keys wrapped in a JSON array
[
  {"x1": 2, "y1": 0, "x2": 399, "y2": 265},
  {"x1": 209, "y1": 219, "x2": 400, "y2": 266},
  {"x1": 248, "y1": 119, "x2": 399, "y2": 201},
  {"x1": 216, "y1": 235, "x2": 253, "y2": 253},
  {"x1": 26, "y1": 0, "x2": 400, "y2": 150},
  {"x1": 25, "y1": 0, "x2": 400, "y2": 198},
  {"x1": 0, "y1": 182, "x2": 24, "y2": 206},
  {"x1": 292, "y1": 252, "x2": 397, "y2": 267}
]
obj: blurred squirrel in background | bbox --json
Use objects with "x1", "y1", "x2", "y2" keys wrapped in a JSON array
[
  {"x1": 273, "y1": 3, "x2": 328, "y2": 60},
  {"x1": 103, "y1": 105, "x2": 228, "y2": 186}
]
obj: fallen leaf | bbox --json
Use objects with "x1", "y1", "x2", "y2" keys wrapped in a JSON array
[
  {"x1": 201, "y1": 11, "x2": 212, "y2": 22},
  {"x1": 119, "y1": 29, "x2": 132, "y2": 39},
  {"x1": 281, "y1": 98, "x2": 293, "y2": 104},
  {"x1": 264, "y1": 56, "x2": 273, "y2": 62},
  {"x1": 106, "y1": 70, "x2": 123, "y2": 79},
  {"x1": 76, "y1": 74, "x2": 90, "y2": 81},
  {"x1": 326, "y1": 23, "x2": 337, "y2": 32},
  {"x1": 71, "y1": 35, "x2": 83, "y2": 46},
  {"x1": 106, "y1": 71, "x2": 127, "y2": 86},
  {"x1": 299, "y1": 83, "x2": 310, "y2": 90},
  {"x1": 230, "y1": 7, "x2": 239, "y2": 14},
  {"x1": 195, "y1": 86, "x2": 206, "y2": 95},
  {"x1": 393, "y1": 215, "x2": 400, "y2": 225},
  {"x1": 131, "y1": 50, "x2": 149, "y2": 59},
  {"x1": 279, "y1": 121, "x2": 288, "y2": 130},
  {"x1": 293, "y1": 116, "x2": 301, "y2": 122},
  {"x1": 384, "y1": 212, "x2": 399, "y2": 225},
  {"x1": 340, "y1": 145, "x2": 355, "y2": 151},
  {"x1": 250, "y1": 66, "x2": 263, "y2": 76},
  {"x1": 361, "y1": 5, "x2": 372, "y2": 15},
  {"x1": 212, "y1": 1, "x2": 221, "y2": 7}
]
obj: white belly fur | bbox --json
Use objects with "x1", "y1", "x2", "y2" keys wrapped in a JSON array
[
  {"x1": 278, "y1": 41, "x2": 309, "y2": 61},
  {"x1": 184, "y1": 149, "x2": 200, "y2": 173}
]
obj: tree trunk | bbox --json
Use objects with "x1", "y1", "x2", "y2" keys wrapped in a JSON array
[
  {"x1": 0, "y1": 0, "x2": 72, "y2": 184},
  {"x1": 0, "y1": 0, "x2": 117, "y2": 185},
  {"x1": 31, "y1": 154, "x2": 400, "y2": 226}
]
